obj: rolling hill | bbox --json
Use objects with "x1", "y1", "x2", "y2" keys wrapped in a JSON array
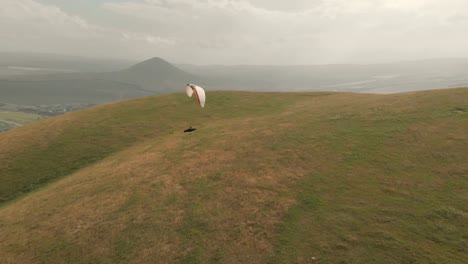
[{"x1": 0, "y1": 88, "x2": 467, "y2": 263}]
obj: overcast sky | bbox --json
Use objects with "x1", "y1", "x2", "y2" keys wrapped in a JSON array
[{"x1": 2, "y1": 0, "x2": 468, "y2": 65}]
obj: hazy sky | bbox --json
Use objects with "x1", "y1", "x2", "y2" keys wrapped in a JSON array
[{"x1": 2, "y1": 0, "x2": 468, "y2": 64}]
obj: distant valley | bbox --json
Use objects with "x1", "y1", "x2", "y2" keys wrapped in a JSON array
[
  {"x1": 177, "y1": 58, "x2": 468, "y2": 93},
  {"x1": 1, "y1": 52, "x2": 468, "y2": 131}
]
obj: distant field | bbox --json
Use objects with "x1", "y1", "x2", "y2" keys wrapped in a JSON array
[
  {"x1": 0, "y1": 79, "x2": 150, "y2": 105},
  {"x1": 0, "y1": 88, "x2": 467, "y2": 263},
  {"x1": 0, "y1": 111, "x2": 43, "y2": 131}
]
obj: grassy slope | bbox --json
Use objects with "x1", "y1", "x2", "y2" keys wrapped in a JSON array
[{"x1": 0, "y1": 89, "x2": 467, "y2": 263}]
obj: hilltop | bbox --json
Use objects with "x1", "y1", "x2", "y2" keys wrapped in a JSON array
[
  {"x1": 109, "y1": 57, "x2": 200, "y2": 92},
  {"x1": 0, "y1": 88, "x2": 467, "y2": 263}
]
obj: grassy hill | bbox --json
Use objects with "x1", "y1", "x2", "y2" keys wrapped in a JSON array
[{"x1": 0, "y1": 88, "x2": 467, "y2": 263}]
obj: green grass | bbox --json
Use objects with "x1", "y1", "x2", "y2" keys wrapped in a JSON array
[
  {"x1": 0, "y1": 92, "x2": 299, "y2": 202},
  {"x1": 0, "y1": 88, "x2": 467, "y2": 263},
  {"x1": 267, "y1": 89, "x2": 468, "y2": 263}
]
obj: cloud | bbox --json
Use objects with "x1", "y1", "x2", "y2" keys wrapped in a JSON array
[
  {"x1": 99, "y1": 0, "x2": 468, "y2": 63},
  {"x1": 2, "y1": 0, "x2": 468, "y2": 64},
  {"x1": 103, "y1": 0, "x2": 318, "y2": 49},
  {"x1": 0, "y1": 0, "x2": 176, "y2": 59},
  {"x1": 121, "y1": 32, "x2": 176, "y2": 46},
  {"x1": 0, "y1": 0, "x2": 94, "y2": 37}
]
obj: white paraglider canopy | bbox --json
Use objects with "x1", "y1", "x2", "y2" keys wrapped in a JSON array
[{"x1": 185, "y1": 83, "x2": 206, "y2": 108}]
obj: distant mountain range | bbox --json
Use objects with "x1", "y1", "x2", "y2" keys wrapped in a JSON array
[
  {"x1": 0, "y1": 57, "x2": 198, "y2": 105},
  {"x1": 177, "y1": 58, "x2": 468, "y2": 93},
  {"x1": 1, "y1": 53, "x2": 468, "y2": 107}
]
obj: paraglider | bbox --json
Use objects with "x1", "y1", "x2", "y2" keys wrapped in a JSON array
[
  {"x1": 184, "y1": 84, "x2": 206, "y2": 132},
  {"x1": 185, "y1": 83, "x2": 206, "y2": 108}
]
